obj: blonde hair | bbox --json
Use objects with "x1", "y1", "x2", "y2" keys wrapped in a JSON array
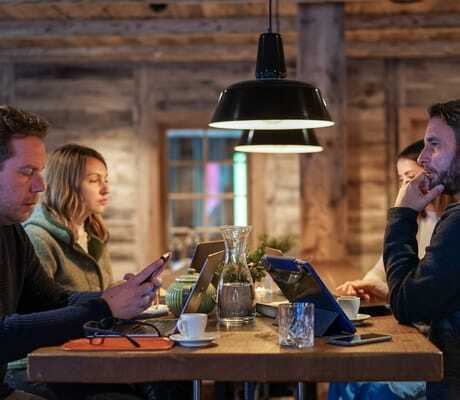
[{"x1": 43, "y1": 144, "x2": 108, "y2": 240}]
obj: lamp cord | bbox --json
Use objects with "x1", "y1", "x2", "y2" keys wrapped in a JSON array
[
  {"x1": 276, "y1": 0, "x2": 280, "y2": 33},
  {"x1": 268, "y1": 0, "x2": 272, "y2": 33}
]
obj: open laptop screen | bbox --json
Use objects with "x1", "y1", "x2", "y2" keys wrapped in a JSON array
[
  {"x1": 182, "y1": 250, "x2": 224, "y2": 314},
  {"x1": 190, "y1": 240, "x2": 225, "y2": 271},
  {"x1": 126, "y1": 250, "x2": 224, "y2": 337}
]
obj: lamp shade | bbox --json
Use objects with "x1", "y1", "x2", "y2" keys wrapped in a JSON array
[
  {"x1": 234, "y1": 129, "x2": 323, "y2": 154},
  {"x1": 209, "y1": 30, "x2": 334, "y2": 130},
  {"x1": 209, "y1": 79, "x2": 333, "y2": 130}
]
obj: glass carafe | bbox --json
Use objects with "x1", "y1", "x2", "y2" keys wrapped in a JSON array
[{"x1": 217, "y1": 225, "x2": 255, "y2": 325}]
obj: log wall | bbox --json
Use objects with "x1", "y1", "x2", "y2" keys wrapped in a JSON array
[{"x1": 5, "y1": 57, "x2": 460, "y2": 279}]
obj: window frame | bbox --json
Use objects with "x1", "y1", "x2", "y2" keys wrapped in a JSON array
[{"x1": 165, "y1": 127, "x2": 247, "y2": 243}]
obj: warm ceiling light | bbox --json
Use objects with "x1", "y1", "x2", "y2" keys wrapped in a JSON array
[
  {"x1": 390, "y1": 0, "x2": 421, "y2": 3},
  {"x1": 209, "y1": 0, "x2": 334, "y2": 130},
  {"x1": 234, "y1": 129, "x2": 323, "y2": 154}
]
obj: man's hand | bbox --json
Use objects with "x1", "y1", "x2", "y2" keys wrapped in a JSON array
[
  {"x1": 336, "y1": 279, "x2": 389, "y2": 303},
  {"x1": 101, "y1": 261, "x2": 164, "y2": 319},
  {"x1": 394, "y1": 172, "x2": 444, "y2": 211}
]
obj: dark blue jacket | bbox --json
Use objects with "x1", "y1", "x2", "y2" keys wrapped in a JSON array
[{"x1": 384, "y1": 204, "x2": 460, "y2": 399}]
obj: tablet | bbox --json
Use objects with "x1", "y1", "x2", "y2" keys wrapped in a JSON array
[{"x1": 262, "y1": 255, "x2": 356, "y2": 336}]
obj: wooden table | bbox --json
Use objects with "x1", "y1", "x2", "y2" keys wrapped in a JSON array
[{"x1": 28, "y1": 315, "x2": 442, "y2": 399}]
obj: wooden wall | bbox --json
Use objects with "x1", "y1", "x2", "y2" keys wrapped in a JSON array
[
  {"x1": 14, "y1": 65, "x2": 138, "y2": 279},
  {"x1": 346, "y1": 60, "x2": 387, "y2": 272},
  {"x1": 3, "y1": 57, "x2": 460, "y2": 279}
]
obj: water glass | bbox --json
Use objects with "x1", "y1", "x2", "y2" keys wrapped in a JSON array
[{"x1": 278, "y1": 302, "x2": 314, "y2": 348}]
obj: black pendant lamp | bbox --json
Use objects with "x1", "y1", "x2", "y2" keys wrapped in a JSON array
[
  {"x1": 209, "y1": 0, "x2": 334, "y2": 130},
  {"x1": 234, "y1": 129, "x2": 323, "y2": 153}
]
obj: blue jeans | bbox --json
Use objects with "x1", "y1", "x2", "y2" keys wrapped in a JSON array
[{"x1": 328, "y1": 382, "x2": 426, "y2": 400}]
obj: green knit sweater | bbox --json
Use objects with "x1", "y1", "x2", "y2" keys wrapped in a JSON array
[{"x1": 23, "y1": 204, "x2": 113, "y2": 292}]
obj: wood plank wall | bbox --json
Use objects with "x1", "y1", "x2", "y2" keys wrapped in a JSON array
[
  {"x1": 14, "y1": 65, "x2": 138, "y2": 279},
  {"x1": 346, "y1": 60, "x2": 387, "y2": 273},
  {"x1": 5, "y1": 58, "x2": 460, "y2": 279}
]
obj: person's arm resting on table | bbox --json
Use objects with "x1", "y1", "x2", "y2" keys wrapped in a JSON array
[
  {"x1": 336, "y1": 257, "x2": 388, "y2": 302},
  {"x1": 0, "y1": 228, "x2": 163, "y2": 363}
]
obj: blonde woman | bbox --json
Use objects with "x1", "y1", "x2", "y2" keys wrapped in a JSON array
[{"x1": 23, "y1": 143, "x2": 112, "y2": 291}]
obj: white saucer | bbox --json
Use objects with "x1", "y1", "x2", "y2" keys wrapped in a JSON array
[
  {"x1": 351, "y1": 313, "x2": 371, "y2": 323},
  {"x1": 170, "y1": 333, "x2": 216, "y2": 347}
]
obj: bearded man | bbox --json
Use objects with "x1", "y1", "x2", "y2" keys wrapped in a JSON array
[{"x1": 384, "y1": 99, "x2": 460, "y2": 399}]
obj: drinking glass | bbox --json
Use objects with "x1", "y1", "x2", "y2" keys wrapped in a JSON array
[{"x1": 278, "y1": 302, "x2": 314, "y2": 348}]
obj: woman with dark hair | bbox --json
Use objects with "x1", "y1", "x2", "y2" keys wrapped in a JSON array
[{"x1": 336, "y1": 139, "x2": 450, "y2": 303}]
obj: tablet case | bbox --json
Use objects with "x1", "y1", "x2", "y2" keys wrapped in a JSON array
[
  {"x1": 63, "y1": 337, "x2": 174, "y2": 351},
  {"x1": 262, "y1": 255, "x2": 356, "y2": 336}
]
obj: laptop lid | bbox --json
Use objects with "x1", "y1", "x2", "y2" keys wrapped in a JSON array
[
  {"x1": 190, "y1": 240, "x2": 225, "y2": 271},
  {"x1": 131, "y1": 250, "x2": 224, "y2": 337},
  {"x1": 262, "y1": 255, "x2": 356, "y2": 336},
  {"x1": 181, "y1": 250, "x2": 224, "y2": 314}
]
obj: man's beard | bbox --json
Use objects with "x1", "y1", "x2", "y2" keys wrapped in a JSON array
[{"x1": 429, "y1": 151, "x2": 460, "y2": 195}]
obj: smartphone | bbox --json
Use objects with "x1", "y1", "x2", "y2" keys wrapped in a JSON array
[
  {"x1": 140, "y1": 252, "x2": 171, "y2": 284},
  {"x1": 327, "y1": 332, "x2": 392, "y2": 346}
]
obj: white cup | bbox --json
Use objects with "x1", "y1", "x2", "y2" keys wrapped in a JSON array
[
  {"x1": 337, "y1": 296, "x2": 360, "y2": 320},
  {"x1": 177, "y1": 313, "x2": 208, "y2": 339}
]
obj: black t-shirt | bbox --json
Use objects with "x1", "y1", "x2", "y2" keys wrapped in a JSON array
[{"x1": 0, "y1": 224, "x2": 111, "y2": 397}]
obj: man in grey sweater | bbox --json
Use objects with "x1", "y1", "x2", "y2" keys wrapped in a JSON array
[
  {"x1": 384, "y1": 99, "x2": 460, "y2": 399},
  {"x1": 0, "y1": 106, "x2": 164, "y2": 399}
]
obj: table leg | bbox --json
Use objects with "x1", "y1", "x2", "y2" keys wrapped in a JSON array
[
  {"x1": 296, "y1": 382, "x2": 317, "y2": 400},
  {"x1": 244, "y1": 382, "x2": 256, "y2": 400},
  {"x1": 193, "y1": 379, "x2": 201, "y2": 400}
]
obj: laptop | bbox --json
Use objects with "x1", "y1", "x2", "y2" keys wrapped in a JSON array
[
  {"x1": 262, "y1": 255, "x2": 356, "y2": 336},
  {"x1": 125, "y1": 250, "x2": 224, "y2": 337},
  {"x1": 189, "y1": 240, "x2": 225, "y2": 271}
]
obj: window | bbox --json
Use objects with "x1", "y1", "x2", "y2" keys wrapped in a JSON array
[{"x1": 167, "y1": 129, "x2": 247, "y2": 260}]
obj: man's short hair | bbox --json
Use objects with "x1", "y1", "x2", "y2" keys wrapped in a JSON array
[
  {"x1": 0, "y1": 105, "x2": 49, "y2": 165},
  {"x1": 428, "y1": 99, "x2": 460, "y2": 144}
]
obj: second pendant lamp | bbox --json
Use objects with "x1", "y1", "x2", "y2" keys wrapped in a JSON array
[
  {"x1": 209, "y1": 0, "x2": 334, "y2": 130},
  {"x1": 234, "y1": 129, "x2": 323, "y2": 154}
]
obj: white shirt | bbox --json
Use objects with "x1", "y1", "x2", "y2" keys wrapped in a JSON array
[
  {"x1": 363, "y1": 210, "x2": 439, "y2": 282},
  {"x1": 76, "y1": 224, "x2": 88, "y2": 253}
]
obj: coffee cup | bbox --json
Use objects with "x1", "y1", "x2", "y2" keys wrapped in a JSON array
[
  {"x1": 177, "y1": 313, "x2": 207, "y2": 339},
  {"x1": 337, "y1": 296, "x2": 360, "y2": 320}
]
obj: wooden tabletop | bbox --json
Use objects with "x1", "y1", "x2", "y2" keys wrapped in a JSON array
[{"x1": 28, "y1": 315, "x2": 442, "y2": 384}]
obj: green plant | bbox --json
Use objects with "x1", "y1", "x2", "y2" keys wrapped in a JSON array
[{"x1": 247, "y1": 234, "x2": 296, "y2": 282}]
